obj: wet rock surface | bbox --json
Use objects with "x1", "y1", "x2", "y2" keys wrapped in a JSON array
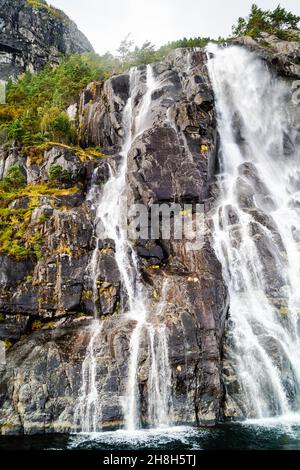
[
  {"x1": 0, "y1": 35, "x2": 299, "y2": 434},
  {"x1": 233, "y1": 31, "x2": 300, "y2": 79}
]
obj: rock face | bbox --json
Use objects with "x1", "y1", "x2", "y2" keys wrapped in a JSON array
[
  {"x1": 0, "y1": 0, "x2": 93, "y2": 80},
  {"x1": 0, "y1": 34, "x2": 299, "y2": 435},
  {"x1": 233, "y1": 31, "x2": 300, "y2": 79},
  {"x1": 0, "y1": 47, "x2": 229, "y2": 434}
]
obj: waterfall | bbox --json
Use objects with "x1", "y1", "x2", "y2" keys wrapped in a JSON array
[
  {"x1": 207, "y1": 44, "x2": 300, "y2": 418},
  {"x1": 73, "y1": 69, "x2": 138, "y2": 434},
  {"x1": 75, "y1": 64, "x2": 173, "y2": 432},
  {"x1": 147, "y1": 281, "x2": 173, "y2": 427},
  {"x1": 73, "y1": 321, "x2": 103, "y2": 432},
  {"x1": 121, "y1": 64, "x2": 165, "y2": 431}
]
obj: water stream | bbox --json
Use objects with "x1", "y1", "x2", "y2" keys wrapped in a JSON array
[
  {"x1": 75, "y1": 64, "x2": 173, "y2": 432},
  {"x1": 207, "y1": 44, "x2": 300, "y2": 418}
]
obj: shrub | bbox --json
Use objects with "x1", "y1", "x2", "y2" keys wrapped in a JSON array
[
  {"x1": 48, "y1": 164, "x2": 72, "y2": 186},
  {"x1": 49, "y1": 113, "x2": 74, "y2": 142},
  {"x1": 7, "y1": 119, "x2": 24, "y2": 141},
  {"x1": 2, "y1": 165, "x2": 26, "y2": 191}
]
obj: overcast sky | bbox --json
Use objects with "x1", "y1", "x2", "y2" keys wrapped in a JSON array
[{"x1": 50, "y1": 0, "x2": 300, "y2": 54}]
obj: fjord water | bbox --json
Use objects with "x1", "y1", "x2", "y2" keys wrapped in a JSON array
[
  {"x1": 3, "y1": 419, "x2": 300, "y2": 450},
  {"x1": 74, "y1": 65, "x2": 173, "y2": 433},
  {"x1": 207, "y1": 45, "x2": 300, "y2": 418}
]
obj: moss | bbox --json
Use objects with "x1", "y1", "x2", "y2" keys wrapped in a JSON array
[
  {"x1": 26, "y1": 1, "x2": 70, "y2": 23},
  {"x1": 152, "y1": 290, "x2": 159, "y2": 299},
  {"x1": 0, "y1": 206, "x2": 40, "y2": 260},
  {"x1": 81, "y1": 290, "x2": 93, "y2": 301},
  {"x1": 99, "y1": 285, "x2": 115, "y2": 300},
  {"x1": 54, "y1": 245, "x2": 73, "y2": 256},
  {"x1": 26, "y1": 145, "x2": 45, "y2": 166},
  {"x1": 76, "y1": 312, "x2": 87, "y2": 318},
  {"x1": 0, "y1": 313, "x2": 5, "y2": 323},
  {"x1": 32, "y1": 320, "x2": 43, "y2": 330},
  {"x1": 100, "y1": 247, "x2": 113, "y2": 254},
  {"x1": 0, "y1": 181, "x2": 78, "y2": 260},
  {"x1": 84, "y1": 147, "x2": 106, "y2": 158},
  {"x1": 279, "y1": 306, "x2": 289, "y2": 315},
  {"x1": 32, "y1": 319, "x2": 54, "y2": 331},
  {"x1": 25, "y1": 142, "x2": 107, "y2": 167},
  {"x1": 112, "y1": 301, "x2": 120, "y2": 317},
  {"x1": 0, "y1": 181, "x2": 79, "y2": 209},
  {"x1": 4, "y1": 340, "x2": 13, "y2": 350},
  {"x1": 39, "y1": 214, "x2": 48, "y2": 224}
]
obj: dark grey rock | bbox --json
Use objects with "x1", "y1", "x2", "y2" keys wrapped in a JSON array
[{"x1": 0, "y1": 0, "x2": 93, "y2": 81}]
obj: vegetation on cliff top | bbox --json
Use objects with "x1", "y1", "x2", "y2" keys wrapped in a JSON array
[
  {"x1": 232, "y1": 4, "x2": 300, "y2": 40},
  {"x1": 1, "y1": 3, "x2": 298, "y2": 151},
  {"x1": 0, "y1": 53, "x2": 110, "y2": 147},
  {"x1": 26, "y1": 0, "x2": 70, "y2": 22}
]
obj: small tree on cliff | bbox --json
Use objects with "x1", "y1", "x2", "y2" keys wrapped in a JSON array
[{"x1": 232, "y1": 3, "x2": 300, "y2": 38}]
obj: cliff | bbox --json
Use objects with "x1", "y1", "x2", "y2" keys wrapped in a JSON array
[
  {"x1": 0, "y1": 10, "x2": 299, "y2": 433},
  {"x1": 0, "y1": 0, "x2": 93, "y2": 80}
]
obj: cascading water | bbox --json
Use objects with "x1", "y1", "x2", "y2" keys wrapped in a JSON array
[
  {"x1": 75, "y1": 64, "x2": 173, "y2": 432},
  {"x1": 207, "y1": 44, "x2": 300, "y2": 418},
  {"x1": 121, "y1": 65, "x2": 173, "y2": 431},
  {"x1": 147, "y1": 281, "x2": 173, "y2": 427},
  {"x1": 73, "y1": 321, "x2": 103, "y2": 432}
]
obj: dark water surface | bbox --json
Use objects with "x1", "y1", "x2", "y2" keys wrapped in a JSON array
[{"x1": 1, "y1": 415, "x2": 300, "y2": 450}]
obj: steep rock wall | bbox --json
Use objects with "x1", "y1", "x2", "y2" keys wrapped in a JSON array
[
  {"x1": 0, "y1": 0, "x2": 93, "y2": 80},
  {"x1": 0, "y1": 36, "x2": 299, "y2": 434}
]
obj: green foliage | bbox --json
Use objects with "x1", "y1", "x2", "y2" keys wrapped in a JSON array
[
  {"x1": 117, "y1": 35, "x2": 213, "y2": 69},
  {"x1": 2, "y1": 53, "x2": 109, "y2": 145},
  {"x1": 269, "y1": 5, "x2": 300, "y2": 29},
  {"x1": 7, "y1": 119, "x2": 24, "y2": 141},
  {"x1": 4, "y1": 3, "x2": 298, "y2": 154},
  {"x1": 0, "y1": 36, "x2": 218, "y2": 145},
  {"x1": 1, "y1": 165, "x2": 26, "y2": 192},
  {"x1": 117, "y1": 34, "x2": 135, "y2": 64},
  {"x1": 39, "y1": 214, "x2": 47, "y2": 224},
  {"x1": 50, "y1": 113, "x2": 71, "y2": 135},
  {"x1": 48, "y1": 164, "x2": 72, "y2": 186},
  {"x1": 48, "y1": 112, "x2": 75, "y2": 142},
  {"x1": 232, "y1": 3, "x2": 300, "y2": 38}
]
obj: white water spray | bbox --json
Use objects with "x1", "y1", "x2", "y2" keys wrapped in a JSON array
[
  {"x1": 76, "y1": 64, "x2": 174, "y2": 432},
  {"x1": 207, "y1": 44, "x2": 300, "y2": 418},
  {"x1": 147, "y1": 281, "x2": 173, "y2": 427},
  {"x1": 74, "y1": 321, "x2": 103, "y2": 432}
]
